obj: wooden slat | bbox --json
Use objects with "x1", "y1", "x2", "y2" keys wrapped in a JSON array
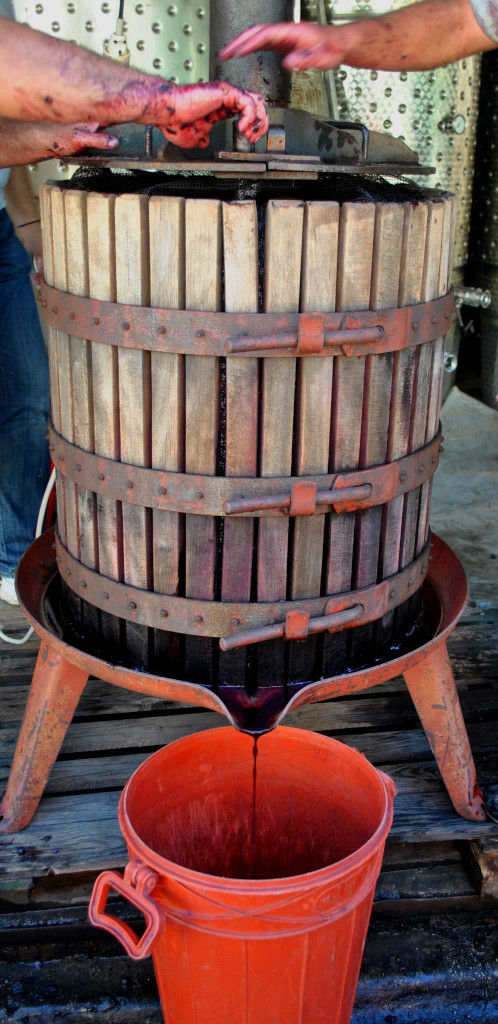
[
  {"x1": 149, "y1": 196, "x2": 185, "y2": 676},
  {"x1": 115, "y1": 194, "x2": 151, "y2": 667},
  {"x1": 40, "y1": 185, "x2": 66, "y2": 545},
  {"x1": 219, "y1": 200, "x2": 259, "y2": 687},
  {"x1": 64, "y1": 190, "x2": 100, "y2": 642},
  {"x1": 86, "y1": 191, "x2": 121, "y2": 656},
  {"x1": 184, "y1": 199, "x2": 222, "y2": 683},
  {"x1": 417, "y1": 196, "x2": 456, "y2": 550},
  {"x1": 258, "y1": 199, "x2": 303, "y2": 685},
  {"x1": 351, "y1": 203, "x2": 404, "y2": 666},
  {"x1": 378, "y1": 201, "x2": 429, "y2": 650},
  {"x1": 289, "y1": 201, "x2": 338, "y2": 682},
  {"x1": 323, "y1": 202, "x2": 375, "y2": 674}
]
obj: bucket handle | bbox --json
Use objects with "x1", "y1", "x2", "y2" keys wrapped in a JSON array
[{"x1": 89, "y1": 861, "x2": 164, "y2": 960}]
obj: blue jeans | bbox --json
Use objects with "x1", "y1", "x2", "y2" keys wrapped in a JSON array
[{"x1": 0, "y1": 208, "x2": 50, "y2": 577}]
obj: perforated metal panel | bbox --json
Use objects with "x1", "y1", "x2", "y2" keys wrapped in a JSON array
[
  {"x1": 302, "y1": 0, "x2": 481, "y2": 267},
  {"x1": 13, "y1": 0, "x2": 209, "y2": 81}
]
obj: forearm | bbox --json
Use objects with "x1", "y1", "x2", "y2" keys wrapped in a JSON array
[
  {"x1": 331, "y1": 0, "x2": 496, "y2": 70},
  {"x1": 4, "y1": 166, "x2": 37, "y2": 223},
  {"x1": 0, "y1": 19, "x2": 165, "y2": 125}
]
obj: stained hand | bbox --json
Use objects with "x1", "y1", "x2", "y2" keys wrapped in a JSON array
[
  {"x1": 218, "y1": 22, "x2": 349, "y2": 72},
  {"x1": 156, "y1": 81, "x2": 269, "y2": 148}
]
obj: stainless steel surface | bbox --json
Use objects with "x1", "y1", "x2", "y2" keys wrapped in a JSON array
[
  {"x1": 302, "y1": 0, "x2": 481, "y2": 268},
  {"x1": 14, "y1": 0, "x2": 209, "y2": 82}
]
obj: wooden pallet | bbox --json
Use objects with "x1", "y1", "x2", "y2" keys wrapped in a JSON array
[{"x1": 0, "y1": 585, "x2": 496, "y2": 911}]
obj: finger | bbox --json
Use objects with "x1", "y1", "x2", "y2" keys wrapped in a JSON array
[
  {"x1": 219, "y1": 23, "x2": 304, "y2": 59},
  {"x1": 283, "y1": 41, "x2": 346, "y2": 71},
  {"x1": 72, "y1": 130, "x2": 119, "y2": 150},
  {"x1": 237, "y1": 91, "x2": 269, "y2": 141}
]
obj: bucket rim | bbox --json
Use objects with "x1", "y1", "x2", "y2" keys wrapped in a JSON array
[{"x1": 118, "y1": 725, "x2": 395, "y2": 893}]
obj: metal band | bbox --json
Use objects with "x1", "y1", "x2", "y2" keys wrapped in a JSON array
[
  {"x1": 49, "y1": 423, "x2": 442, "y2": 517},
  {"x1": 41, "y1": 282, "x2": 454, "y2": 359},
  {"x1": 55, "y1": 532, "x2": 431, "y2": 641}
]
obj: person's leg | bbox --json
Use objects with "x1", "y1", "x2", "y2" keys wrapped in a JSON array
[{"x1": 0, "y1": 208, "x2": 50, "y2": 593}]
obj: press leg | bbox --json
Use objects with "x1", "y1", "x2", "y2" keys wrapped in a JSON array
[
  {"x1": 0, "y1": 642, "x2": 88, "y2": 833},
  {"x1": 403, "y1": 639, "x2": 485, "y2": 821}
]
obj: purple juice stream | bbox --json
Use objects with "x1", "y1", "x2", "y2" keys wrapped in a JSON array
[{"x1": 250, "y1": 736, "x2": 258, "y2": 878}]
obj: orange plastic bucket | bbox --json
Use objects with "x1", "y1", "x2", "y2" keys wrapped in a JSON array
[{"x1": 89, "y1": 726, "x2": 395, "y2": 1024}]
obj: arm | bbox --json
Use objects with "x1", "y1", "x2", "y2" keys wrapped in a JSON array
[
  {"x1": 0, "y1": 18, "x2": 268, "y2": 146},
  {"x1": 219, "y1": 0, "x2": 497, "y2": 73},
  {"x1": 4, "y1": 164, "x2": 41, "y2": 260}
]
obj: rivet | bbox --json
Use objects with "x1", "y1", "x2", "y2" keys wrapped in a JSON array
[
  {"x1": 59, "y1": 454, "x2": 64, "y2": 461},
  {"x1": 129, "y1": 600, "x2": 137, "y2": 610},
  {"x1": 408, "y1": 577, "x2": 415, "y2": 586},
  {"x1": 160, "y1": 486, "x2": 168, "y2": 496},
  {"x1": 418, "y1": 464, "x2": 425, "y2": 473},
  {"x1": 399, "y1": 473, "x2": 407, "y2": 483},
  {"x1": 196, "y1": 491, "x2": 204, "y2": 500},
  {"x1": 74, "y1": 463, "x2": 81, "y2": 472},
  {"x1": 390, "y1": 590, "x2": 397, "y2": 600},
  {"x1": 122, "y1": 321, "x2": 130, "y2": 331},
  {"x1": 103, "y1": 592, "x2": 109, "y2": 600},
  {"x1": 93, "y1": 316, "x2": 100, "y2": 326},
  {"x1": 431, "y1": 317, "x2": 437, "y2": 325},
  {"x1": 431, "y1": 455, "x2": 437, "y2": 464},
  {"x1": 445, "y1": 310, "x2": 451, "y2": 319},
  {"x1": 81, "y1": 580, "x2": 87, "y2": 588},
  {"x1": 127, "y1": 480, "x2": 134, "y2": 490},
  {"x1": 99, "y1": 473, "x2": 105, "y2": 481},
  {"x1": 195, "y1": 329, "x2": 205, "y2": 338},
  {"x1": 52, "y1": 305, "x2": 58, "y2": 313},
  {"x1": 231, "y1": 617, "x2": 240, "y2": 627},
  {"x1": 161, "y1": 609, "x2": 168, "y2": 618},
  {"x1": 70, "y1": 312, "x2": 76, "y2": 320},
  {"x1": 157, "y1": 326, "x2": 166, "y2": 336},
  {"x1": 412, "y1": 322, "x2": 419, "y2": 331},
  {"x1": 66, "y1": 568, "x2": 71, "y2": 576},
  {"x1": 194, "y1": 614, "x2": 203, "y2": 623}
]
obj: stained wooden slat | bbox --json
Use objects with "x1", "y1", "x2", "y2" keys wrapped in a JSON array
[
  {"x1": 289, "y1": 201, "x2": 338, "y2": 682},
  {"x1": 149, "y1": 196, "x2": 185, "y2": 676},
  {"x1": 64, "y1": 190, "x2": 99, "y2": 642},
  {"x1": 351, "y1": 203, "x2": 404, "y2": 666},
  {"x1": 115, "y1": 194, "x2": 151, "y2": 667},
  {"x1": 258, "y1": 199, "x2": 303, "y2": 685},
  {"x1": 40, "y1": 185, "x2": 66, "y2": 546},
  {"x1": 86, "y1": 191, "x2": 121, "y2": 656},
  {"x1": 184, "y1": 199, "x2": 222, "y2": 683},
  {"x1": 378, "y1": 201, "x2": 429, "y2": 650},
  {"x1": 219, "y1": 200, "x2": 259, "y2": 687},
  {"x1": 323, "y1": 202, "x2": 375, "y2": 674}
]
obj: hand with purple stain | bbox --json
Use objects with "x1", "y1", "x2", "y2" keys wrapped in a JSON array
[
  {"x1": 155, "y1": 81, "x2": 268, "y2": 149},
  {"x1": 0, "y1": 120, "x2": 119, "y2": 168},
  {"x1": 219, "y1": 0, "x2": 498, "y2": 74}
]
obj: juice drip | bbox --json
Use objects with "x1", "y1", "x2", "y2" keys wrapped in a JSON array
[{"x1": 250, "y1": 736, "x2": 258, "y2": 878}]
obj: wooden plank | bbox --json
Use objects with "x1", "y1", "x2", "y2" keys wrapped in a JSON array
[
  {"x1": 219, "y1": 200, "x2": 259, "y2": 687},
  {"x1": 149, "y1": 196, "x2": 185, "y2": 676},
  {"x1": 351, "y1": 203, "x2": 404, "y2": 667},
  {"x1": 417, "y1": 196, "x2": 456, "y2": 550},
  {"x1": 40, "y1": 185, "x2": 62, "y2": 543},
  {"x1": 378, "y1": 201, "x2": 429, "y2": 651},
  {"x1": 114, "y1": 194, "x2": 151, "y2": 667},
  {"x1": 86, "y1": 191, "x2": 121, "y2": 656},
  {"x1": 184, "y1": 199, "x2": 222, "y2": 683},
  {"x1": 258, "y1": 199, "x2": 303, "y2": 686},
  {"x1": 64, "y1": 189, "x2": 100, "y2": 643},
  {"x1": 288, "y1": 201, "x2": 338, "y2": 683},
  {"x1": 323, "y1": 202, "x2": 375, "y2": 675}
]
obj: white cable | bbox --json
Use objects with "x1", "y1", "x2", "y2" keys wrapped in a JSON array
[{"x1": 0, "y1": 467, "x2": 56, "y2": 646}]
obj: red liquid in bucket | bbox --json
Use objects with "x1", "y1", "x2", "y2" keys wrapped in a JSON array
[{"x1": 89, "y1": 727, "x2": 395, "y2": 1023}]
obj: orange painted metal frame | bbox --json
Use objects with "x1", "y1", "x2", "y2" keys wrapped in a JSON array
[{"x1": 0, "y1": 529, "x2": 485, "y2": 833}]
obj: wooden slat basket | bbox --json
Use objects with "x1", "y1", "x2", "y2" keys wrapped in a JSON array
[{"x1": 39, "y1": 173, "x2": 455, "y2": 705}]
